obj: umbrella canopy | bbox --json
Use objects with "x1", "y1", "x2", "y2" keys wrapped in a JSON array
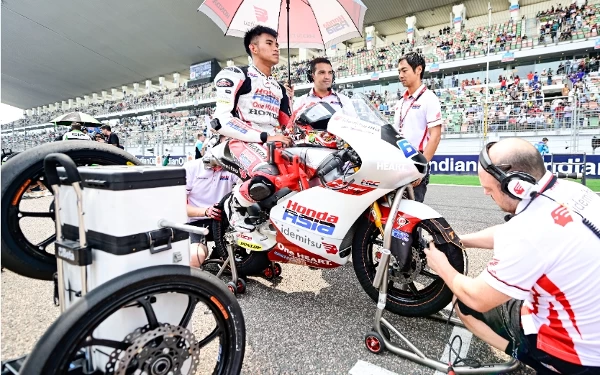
[
  {"x1": 50, "y1": 112, "x2": 102, "y2": 126},
  {"x1": 199, "y1": 0, "x2": 367, "y2": 49}
]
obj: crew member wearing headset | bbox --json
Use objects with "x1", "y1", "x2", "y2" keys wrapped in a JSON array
[
  {"x1": 294, "y1": 57, "x2": 357, "y2": 117},
  {"x1": 425, "y1": 138, "x2": 600, "y2": 374}
]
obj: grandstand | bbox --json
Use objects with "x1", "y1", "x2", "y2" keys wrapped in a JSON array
[{"x1": 2, "y1": 0, "x2": 599, "y2": 156}]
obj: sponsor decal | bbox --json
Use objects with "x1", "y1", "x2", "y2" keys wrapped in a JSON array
[
  {"x1": 282, "y1": 200, "x2": 338, "y2": 235},
  {"x1": 254, "y1": 6, "x2": 268, "y2": 22},
  {"x1": 551, "y1": 206, "x2": 573, "y2": 227},
  {"x1": 322, "y1": 242, "x2": 338, "y2": 254},
  {"x1": 376, "y1": 162, "x2": 410, "y2": 171},
  {"x1": 396, "y1": 139, "x2": 418, "y2": 158},
  {"x1": 326, "y1": 180, "x2": 374, "y2": 196},
  {"x1": 246, "y1": 143, "x2": 268, "y2": 160},
  {"x1": 290, "y1": 32, "x2": 318, "y2": 40},
  {"x1": 323, "y1": 15, "x2": 349, "y2": 35},
  {"x1": 219, "y1": 175, "x2": 230, "y2": 181},
  {"x1": 223, "y1": 66, "x2": 242, "y2": 73},
  {"x1": 411, "y1": 104, "x2": 421, "y2": 109},
  {"x1": 225, "y1": 120, "x2": 248, "y2": 134},
  {"x1": 513, "y1": 182, "x2": 525, "y2": 196},
  {"x1": 249, "y1": 108, "x2": 278, "y2": 119},
  {"x1": 270, "y1": 241, "x2": 333, "y2": 267},
  {"x1": 216, "y1": 78, "x2": 234, "y2": 87},
  {"x1": 281, "y1": 226, "x2": 322, "y2": 249},
  {"x1": 211, "y1": 0, "x2": 230, "y2": 18},
  {"x1": 247, "y1": 71, "x2": 258, "y2": 77},
  {"x1": 251, "y1": 101, "x2": 279, "y2": 112},
  {"x1": 391, "y1": 229, "x2": 410, "y2": 242},
  {"x1": 237, "y1": 151, "x2": 255, "y2": 168},
  {"x1": 360, "y1": 179, "x2": 380, "y2": 187},
  {"x1": 237, "y1": 233, "x2": 252, "y2": 241},
  {"x1": 225, "y1": 89, "x2": 232, "y2": 94},
  {"x1": 57, "y1": 247, "x2": 75, "y2": 262},
  {"x1": 237, "y1": 239, "x2": 263, "y2": 250},
  {"x1": 252, "y1": 89, "x2": 280, "y2": 105},
  {"x1": 396, "y1": 216, "x2": 408, "y2": 228},
  {"x1": 172, "y1": 252, "x2": 183, "y2": 263}
]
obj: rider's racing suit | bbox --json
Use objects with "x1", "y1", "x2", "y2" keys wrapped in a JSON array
[{"x1": 210, "y1": 64, "x2": 291, "y2": 231}]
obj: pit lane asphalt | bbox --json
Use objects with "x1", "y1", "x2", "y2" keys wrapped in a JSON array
[{"x1": 1, "y1": 186, "x2": 535, "y2": 374}]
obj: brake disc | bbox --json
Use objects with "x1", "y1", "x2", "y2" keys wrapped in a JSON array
[
  {"x1": 106, "y1": 323, "x2": 200, "y2": 375},
  {"x1": 389, "y1": 248, "x2": 424, "y2": 284}
]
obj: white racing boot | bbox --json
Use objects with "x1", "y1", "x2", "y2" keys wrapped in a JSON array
[{"x1": 224, "y1": 185, "x2": 256, "y2": 233}]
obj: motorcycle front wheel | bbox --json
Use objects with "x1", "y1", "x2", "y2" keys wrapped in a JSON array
[
  {"x1": 352, "y1": 216, "x2": 465, "y2": 317},
  {"x1": 20, "y1": 265, "x2": 246, "y2": 375}
]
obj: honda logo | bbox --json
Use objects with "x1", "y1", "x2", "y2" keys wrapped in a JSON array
[{"x1": 254, "y1": 6, "x2": 268, "y2": 22}]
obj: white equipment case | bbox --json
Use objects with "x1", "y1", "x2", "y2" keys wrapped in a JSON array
[{"x1": 46, "y1": 154, "x2": 194, "y2": 371}]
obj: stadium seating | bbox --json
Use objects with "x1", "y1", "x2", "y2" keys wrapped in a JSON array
[{"x1": 3, "y1": 1, "x2": 600, "y2": 151}]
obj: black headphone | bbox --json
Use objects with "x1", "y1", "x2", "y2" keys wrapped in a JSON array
[
  {"x1": 307, "y1": 59, "x2": 336, "y2": 87},
  {"x1": 479, "y1": 142, "x2": 538, "y2": 200}
]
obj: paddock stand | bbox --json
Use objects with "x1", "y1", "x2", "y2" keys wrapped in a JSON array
[
  {"x1": 364, "y1": 190, "x2": 521, "y2": 374},
  {"x1": 202, "y1": 232, "x2": 245, "y2": 295}
]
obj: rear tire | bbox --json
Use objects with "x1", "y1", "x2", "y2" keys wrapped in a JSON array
[
  {"x1": 1, "y1": 141, "x2": 142, "y2": 280},
  {"x1": 352, "y1": 216, "x2": 464, "y2": 317},
  {"x1": 211, "y1": 193, "x2": 271, "y2": 277}
]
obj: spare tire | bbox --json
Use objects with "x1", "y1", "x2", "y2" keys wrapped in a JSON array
[{"x1": 1, "y1": 141, "x2": 142, "y2": 280}]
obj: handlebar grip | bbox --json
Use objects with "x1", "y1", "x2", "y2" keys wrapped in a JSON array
[{"x1": 44, "y1": 153, "x2": 82, "y2": 187}]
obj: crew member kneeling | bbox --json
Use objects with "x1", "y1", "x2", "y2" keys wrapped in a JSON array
[{"x1": 425, "y1": 138, "x2": 600, "y2": 374}]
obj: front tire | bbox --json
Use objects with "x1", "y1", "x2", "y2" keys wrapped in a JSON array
[
  {"x1": 352, "y1": 216, "x2": 464, "y2": 317},
  {"x1": 1, "y1": 141, "x2": 142, "y2": 280},
  {"x1": 20, "y1": 265, "x2": 246, "y2": 375}
]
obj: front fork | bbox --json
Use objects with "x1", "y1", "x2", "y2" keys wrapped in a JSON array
[{"x1": 369, "y1": 185, "x2": 415, "y2": 236}]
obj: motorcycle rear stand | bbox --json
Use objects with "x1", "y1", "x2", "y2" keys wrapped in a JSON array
[
  {"x1": 368, "y1": 249, "x2": 521, "y2": 374},
  {"x1": 201, "y1": 233, "x2": 244, "y2": 295}
]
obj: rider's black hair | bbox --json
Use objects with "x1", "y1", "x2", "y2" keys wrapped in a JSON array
[
  {"x1": 244, "y1": 25, "x2": 278, "y2": 56},
  {"x1": 309, "y1": 57, "x2": 332, "y2": 75},
  {"x1": 398, "y1": 52, "x2": 426, "y2": 80}
]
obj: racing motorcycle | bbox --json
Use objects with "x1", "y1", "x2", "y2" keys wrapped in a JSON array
[{"x1": 207, "y1": 94, "x2": 465, "y2": 317}]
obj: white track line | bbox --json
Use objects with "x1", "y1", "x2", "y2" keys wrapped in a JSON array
[
  {"x1": 433, "y1": 326, "x2": 473, "y2": 375},
  {"x1": 349, "y1": 360, "x2": 399, "y2": 375}
]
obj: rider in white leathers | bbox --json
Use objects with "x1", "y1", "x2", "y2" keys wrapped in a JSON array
[{"x1": 210, "y1": 26, "x2": 292, "y2": 232}]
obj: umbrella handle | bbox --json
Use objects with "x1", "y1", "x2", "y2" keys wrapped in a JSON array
[{"x1": 286, "y1": 0, "x2": 291, "y2": 88}]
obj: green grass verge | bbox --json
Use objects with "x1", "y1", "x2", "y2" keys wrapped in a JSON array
[{"x1": 430, "y1": 175, "x2": 600, "y2": 192}]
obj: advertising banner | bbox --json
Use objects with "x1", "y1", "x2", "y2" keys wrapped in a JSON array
[
  {"x1": 429, "y1": 154, "x2": 600, "y2": 179},
  {"x1": 139, "y1": 154, "x2": 600, "y2": 179}
]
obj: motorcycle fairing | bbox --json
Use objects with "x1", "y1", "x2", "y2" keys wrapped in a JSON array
[
  {"x1": 267, "y1": 230, "x2": 341, "y2": 268},
  {"x1": 270, "y1": 186, "x2": 388, "y2": 266},
  {"x1": 326, "y1": 114, "x2": 425, "y2": 189}
]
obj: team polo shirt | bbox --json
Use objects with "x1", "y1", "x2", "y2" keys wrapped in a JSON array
[
  {"x1": 484, "y1": 172, "x2": 600, "y2": 366},
  {"x1": 295, "y1": 88, "x2": 357, "y2": 117},
  {"x1": 183, "y1": 159, "x2": 238, "y2": 222},
  {"x1": 393, "y1": 84, "x2": 442, "y2": 151}
]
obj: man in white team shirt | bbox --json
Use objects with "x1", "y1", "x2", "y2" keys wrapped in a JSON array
[
  {"x1": 393, "y1": 52, "x2": 442, "y2": 202},
  {"x1": 294, "y1": 57, "x2": 357, "y2": 117},
  {"x1": 184, "y1": 141, "x2": 238, "y2": 267},
  {"x1": 425, "y1": 138, "x2": 600, "y2": 374}
]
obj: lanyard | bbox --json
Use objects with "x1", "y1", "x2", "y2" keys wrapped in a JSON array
[{"x1": 398, "y1": 86, "x2": 427, "y2": 128}]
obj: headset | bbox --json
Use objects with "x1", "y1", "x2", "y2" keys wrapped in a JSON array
[
  {"x1": 479, "y1": 141, "x2": 538, "y2": 200},
  {"x1": 307, "y1": 58, "x2": 336, "y2": 89}
]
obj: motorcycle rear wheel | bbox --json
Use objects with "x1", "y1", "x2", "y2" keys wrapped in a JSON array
[
  {"x1": 352, "y1": 216, "x2": 465, "y2": 317},
  {"x1": 1, "y1": 141, "x2": 142, "y2": 280},
  {"x1": 211, "y1": 193, "x2": 271, "y2": 277}
]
